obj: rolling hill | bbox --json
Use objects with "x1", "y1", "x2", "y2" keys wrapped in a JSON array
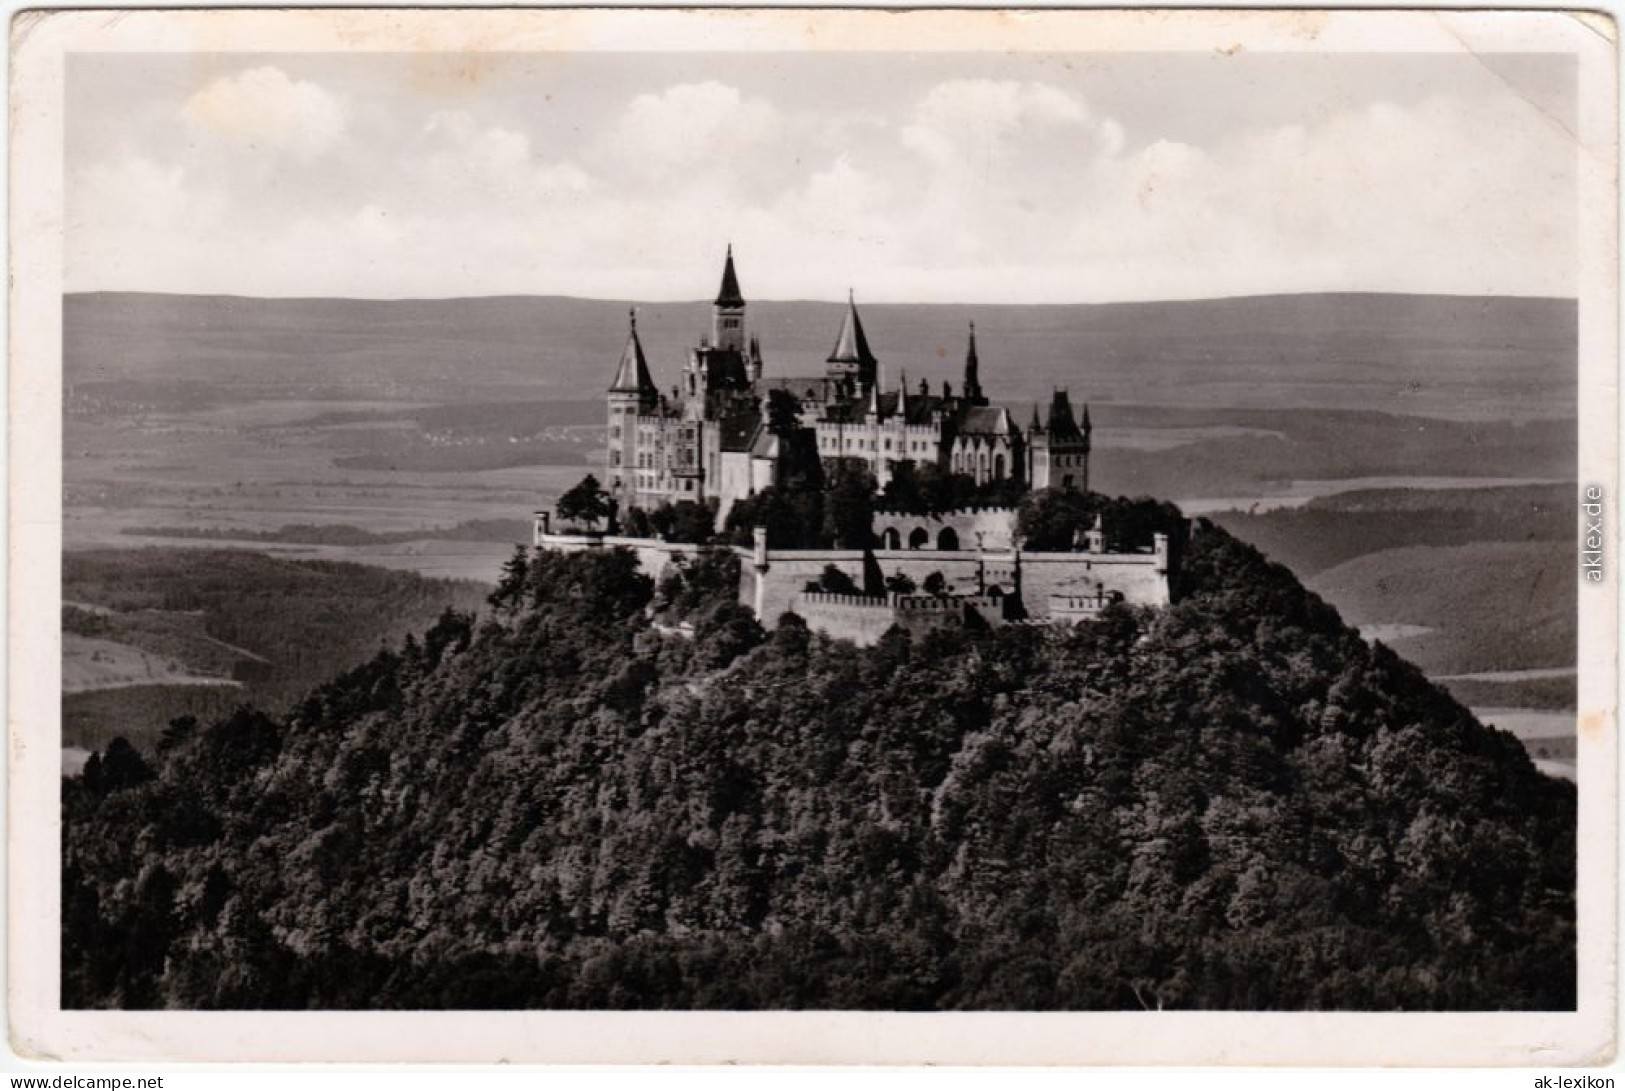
[{"x1": 66, "y1": 291, "x2": 1576, "y2": 421}]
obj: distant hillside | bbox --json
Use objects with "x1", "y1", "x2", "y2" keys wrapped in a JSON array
[
  {"x1": 62, "y1": 526, "x2": 1574, "y2": 1011},
  {"x1": 65, "y1": 291, "x2": 1576, "y2": 421},
  {"x1": 1307, "y1": 541, "x2": 1576, "y2": 676},
  {"x1": 62, "y1": 549, "x2": 489, "y2": 753},
  {"x1": 1211, "y1": 484, "x2": 1573, "y2": 579}
]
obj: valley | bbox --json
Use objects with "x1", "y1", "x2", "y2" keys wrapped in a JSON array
[{"x1": 61, "y1": 290, "x2": 1580, "y2": 779}]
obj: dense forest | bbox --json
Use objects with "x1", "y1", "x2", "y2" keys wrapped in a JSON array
[{"x1": 61, "y1": 522, "x2": 1574, "y2": 1010}]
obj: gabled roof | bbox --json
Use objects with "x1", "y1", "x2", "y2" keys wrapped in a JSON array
[
  {"x1": 826, "y1": 291, "x2": 877, "y2": 366},
  {"x1": 959, "y1": 405, "x2": 1014, "y2": 435},
  {"x1": 608, "y1": 310, "x2": 656, "y2": 395},
  {"x1": 715, "y1": 245, "x2": 745, "y2": 308}
]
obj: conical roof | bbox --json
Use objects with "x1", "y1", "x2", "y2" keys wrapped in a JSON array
[
  {"x1": 608, "y1": 309, "x2": 656, "y2": 394},
  {"x1": 1046, "y1": 389, "x2": 1084, "y2": 441},
  {"x1": 715, "y1": 245, "x2": 745, "y2": 308},
  {"x1": 826, "y1": 290, "x2": 877, "y2": 366}
]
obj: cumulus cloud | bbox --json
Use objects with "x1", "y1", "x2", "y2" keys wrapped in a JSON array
[
  {"x1": 901, "y1": 79, "x2": 1093, "y2": 167},
  {"x1": 66, "y1": 63, "x2": 1576, "y2": 302},
  {"x1": 182, "y1": 66, "x2": 346, "y2": 158},
  {"x1": 595, "y1": 81, "x2": 781, "y2": 176}
]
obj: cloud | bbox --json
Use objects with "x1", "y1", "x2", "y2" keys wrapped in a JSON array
[
  {"x1": 901, "y1": 79, "x2": 1093, "y2": 167},
  {"x1": 67, "y1": 64, "x2": 1576, "y2": 303},
  {"x1": 595, "y1": 81, "x2": 781, "y2": 176},
  {"x1": 182, "y1": 66, "x2": 346, "y2": 158}
]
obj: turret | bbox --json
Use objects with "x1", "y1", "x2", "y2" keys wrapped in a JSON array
[
  {"x1": 606, "y1": 308, "x2": 658, "y2": 498},
  {"x1": 826, "y1": 289, "x2": 878, "y2": 390},
  {"x1": 1086, "y1": 513, "x2": 1105, "y2": 554},
  {"x1": 1029, "y1": 389, "x2": 1090, "y2": 492},
  {"x1": 962, "y1": 321, "x2": 987, "y2": 406},
  {"x1": 712, "y1": 244, "x2": 746, "y2": 354},
  {"x1": 747, "y1": 333, "x2": 763, "y2": 385}
]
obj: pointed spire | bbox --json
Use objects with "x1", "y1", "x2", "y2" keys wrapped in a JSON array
[
  {"x1": 866, "y1": 376, "x2": 881, "y2": 417},
  {"x1": 897, "y1": 368, "x2": 908, "y2": 416},
  {"x1": 715, "y1": 244, "x2": 745, "y2": 308},
  {"x1": 961, "y1": 321, "x2": 986, "y2": 405},
  {"x1": 1082, "y1": 403, "x2": 1092, "y2": 432},
  {"x1": 1046, "y1": 389, "x2": 1084, "y2": 441},
  {"x1": 826, "y1": 289, "x2": 877, "y2": 368},
  {"x1": 608, "y1": 307, "x2": 656, "y2": 395}
]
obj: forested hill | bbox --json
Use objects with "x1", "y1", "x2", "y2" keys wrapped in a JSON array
[{"x1": 62, "y1": 523, "x2": 1575, "y2": 1011}]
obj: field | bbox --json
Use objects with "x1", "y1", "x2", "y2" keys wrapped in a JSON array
[
  {"x1": 61, "y1": 290, "x2": 1578, "y2": 778},
  {"x1": 61, "y1": 549, "x2": 489, "y2": 755}
]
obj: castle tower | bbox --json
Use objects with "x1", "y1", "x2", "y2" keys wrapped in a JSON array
[
  {"x1": 1028, "y1": 389, "x2": 1090, "y2": 492},
  {"x1": 962, "y1": 322, "x2": 987, "y2": 406},
  {"x1": 606, "y1": 308, "x2": 658, "y2": 498},
  {"x1": 713, "y1": 244, "x2": 746, "y2": 354},
  {"x1": 826, "y1": 289, "x2": 878, "y2": 391}
]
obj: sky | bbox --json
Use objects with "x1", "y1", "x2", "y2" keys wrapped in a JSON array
[{"x1": 65, "y1": 51, "x2": 1577, "y2": 303}]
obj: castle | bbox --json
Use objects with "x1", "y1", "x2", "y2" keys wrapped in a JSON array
[
  {"x1": 606, "y1": 248, "x2": 1092, "y2": 523},
  {"x1": 536, "y1": 248, "x2": 1179, "y2": 647}
]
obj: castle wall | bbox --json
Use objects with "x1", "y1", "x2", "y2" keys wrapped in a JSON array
[
  {"x1": 791, "y1": 592, "x2": 899, "y2": 646},
  {"x1": 1017, "y1": 551, "x2": 1169, "y2": 617},
  {"x1": 739, "y1": 543, "x2": 1168, "y2": 626},
  {"x1": 534, "y1": 531, "x2": 707, "y2": 582},
  {"x1": 791, "y1": 591, "x2": 1010, "y2": 647},
  {"x1": 740, "y1": 549, "x2": 869, "y2": 624},
  {"x1": 871, "y1": 507, "x2": 1017, "y2": 553}
]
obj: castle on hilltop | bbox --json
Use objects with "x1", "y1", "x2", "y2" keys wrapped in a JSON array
[
  {"x1": 531, "y1": 247, "x2": 1181, "y2": 646},
  {"x1": 606, "y1": 247, "x2": 1092, "y2": 523}
]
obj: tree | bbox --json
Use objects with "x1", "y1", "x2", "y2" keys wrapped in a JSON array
[
  {"x1": 879, "y1": 461, "x2": 924, "y2": 512},
  {"x1": 621, "y1": 506, "x2": 654, "y2": 538},
  {"x1": 822, "y1": 463, "x2": 876, "y2": 549},
  {"x1": 885, "y1": 571, "x2": 917, "y2": 595},
  {"x1": 726, "y1": 486, "x2": 823, "y2": 550},
  {"x1": 766, "y1": 390, "x2": 803, "y2": 437},
  {"x1": 815, "y1": 565, "x2": 858, "y2": 594},
  {"x1": 557, "y1": 474, "x2": 612, "y2": 531},
  {"x1": 489, "y1": 546, "x2": 531, "y2": 612},
  {"x1": 923, "y1": 571, "x2": 948, "y2": 597},
  {"x1": 647, "y1": 500, "x2": 717, "y2": 544}
]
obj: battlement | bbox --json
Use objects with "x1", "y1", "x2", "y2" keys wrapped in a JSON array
[
  {"x1": 798, "y1": 591, "x2": 889, "y2": 609},
  {"x1": 871, "y1": 505, "x2": 1017, "y2": 522}
]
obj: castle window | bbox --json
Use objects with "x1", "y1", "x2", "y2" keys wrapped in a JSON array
[
  {"x1": 610, "y1": 451, "x2": 621, "y2": 466},
  {"x1": 610, "y1": 426, "x2": 621, "y2": 440}
]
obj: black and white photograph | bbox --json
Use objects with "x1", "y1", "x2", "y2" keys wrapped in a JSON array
[{"x1": 7, "y1": 6, "x2": 1618, "y2": 1068}]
